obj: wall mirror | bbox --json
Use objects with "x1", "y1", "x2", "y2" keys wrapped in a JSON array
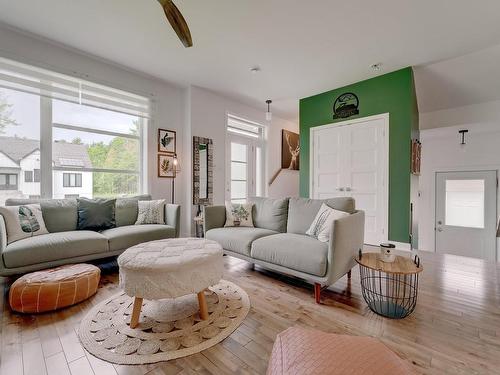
[{"x1": 193, "y1": 136, "x2": 213, "y2": 205}]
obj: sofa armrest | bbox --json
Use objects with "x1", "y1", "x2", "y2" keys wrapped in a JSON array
[
  {"x1": 204, "y1": 205, "x2": 226, "y2": 233},
  {"x1": 326, "y1": 210, "x2": 365, "y2": 285},
  {"x1": 0, "y1": 214, "x2": 7, "y2": 274},
  {"x1": 165, "y1": 204, "x2": 180, "y2": 237}
]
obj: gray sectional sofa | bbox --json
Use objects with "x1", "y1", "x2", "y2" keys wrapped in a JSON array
[
  {"x1": 204, "y1": 197, "x2": 365, "y2": 303},
  {"x1": 0, "y1": 195, "x2": 180, "y2": 276}
]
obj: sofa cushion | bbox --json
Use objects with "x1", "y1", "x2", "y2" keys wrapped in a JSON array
[
  {"x1": 77, "y1": 198, "x2": 116, "y2": 231},
  {"x1": 287, "y1": 197, "x2": 355, "y2": 234},
  {"x1": 115, "y1": 195, "x2": 153, "y2": 227},
  {"x1": 2, "y1": 231, "x2": 109, "y2": 268},
  {"x1": 249, "y1": 197, "x2": 289, "y2": 232},
  {"x1": 251, "y1": 233, "x2": 328, "y2": 276},
  {"x1": 6, "y1": 198, "x2": 78, "y2": 233},
  {"x1": 100, "y1": 224, "x2": 175, "y2": 251},
  {"x1": 205, "y1": 227, "x2": 278, "y2": 256}
]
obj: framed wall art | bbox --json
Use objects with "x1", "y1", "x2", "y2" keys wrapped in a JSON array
[
  {"x1": 158, "y1": 154, "x2": 176, "y2": 178},
  {"x1": 281, "y1": 129, "x2": 300, "y2": 170},
  {"x1": 158, "y1": 128, "x2": 176, "y2": 154}
]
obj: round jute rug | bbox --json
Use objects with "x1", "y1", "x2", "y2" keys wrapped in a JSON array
[{"x1": 78, "y1": 280, "x2": 250, "y2": 364}]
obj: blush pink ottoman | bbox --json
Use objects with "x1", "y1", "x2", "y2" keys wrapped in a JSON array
[{"x1": 267, "y1": 327, "x2": 414, "y2": 375}]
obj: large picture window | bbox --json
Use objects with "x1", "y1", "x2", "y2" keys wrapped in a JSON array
[{"x1": 0, "y1": 57, "x2": 150, "y2": 204}]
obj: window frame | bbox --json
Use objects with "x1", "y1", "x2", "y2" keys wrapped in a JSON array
[
  {"x1": 0, "y1": 57, "x2": 151, "y2": 200},
  {"x1": 225, "y1": 113, "x2": 266, "y2": 202},
  {"x1": 0, "y1": 173, "x2": 18, "y2": 190},
  {"x1": 63, "y1": 172, "x2": 83, "y2": 188},
  {"x1": 25, "y1": 170, "x2": 33, "y2": 183}
]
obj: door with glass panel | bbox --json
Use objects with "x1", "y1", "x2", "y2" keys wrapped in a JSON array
[
  {"x1": 435, "y1": 171, "x2": 497, "y2": 261},
  {"x1": 227, "y1": 136, "x2": 255, "y2": 203}
]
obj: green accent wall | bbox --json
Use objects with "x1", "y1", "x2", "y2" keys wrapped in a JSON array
[{"x1": 299, "y1": 67, "x2": 418, "y2": 243}]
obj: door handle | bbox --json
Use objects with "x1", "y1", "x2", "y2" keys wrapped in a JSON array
[
  {"x1": 345, "y1": 187, "x2": 352, "y2": 192},
  {"x1": 437, "y1": 227, "x2": 443, "y2": 232},
  {"x1": 337, "y1": 187, "x2": 345, "y2": 191}
]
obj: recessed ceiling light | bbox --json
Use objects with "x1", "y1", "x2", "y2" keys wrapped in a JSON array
[
  {"x1": 370, "y1": 63, "x2": 382, "y2": 71},
  {"x1": 250, "y1": 66, "x2": 261, "y2": 74}
]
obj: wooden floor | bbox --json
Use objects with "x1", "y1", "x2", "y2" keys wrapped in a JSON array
[{"x1": 1, "y1": 249, "x2": 500, "y2": 375}]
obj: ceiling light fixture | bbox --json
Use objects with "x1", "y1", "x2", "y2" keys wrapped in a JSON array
[
  {"x1": 265, "y1": 99, "x2": 272, "y2": 121},
  {"x1": 370, "y1": 63, "x2": 382, "y2": 71},
  {"x1": 250, "y1": 66, "x2": 261, "y2": 74}
]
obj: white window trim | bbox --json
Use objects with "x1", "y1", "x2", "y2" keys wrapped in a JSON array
[
  {"x1": 1, "y1": 56, "x2": 152, "y2": 199},
  {"x1": 225, "y1": 113, "x2": 267, "y2": 202}
]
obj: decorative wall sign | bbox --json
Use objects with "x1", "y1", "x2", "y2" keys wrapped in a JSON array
[
  {"x1": 332, "y1": 92, "x2": 359, "y2": 119},
  {"x1": 158, "y1": 154, "x2": 176, "y2": 178},
  {"x1": 281, "y1": 130, "x2": 300, "y2": 170},
  {"x1": 158, "y1": 129, "x2": 176, "y2": 154}
]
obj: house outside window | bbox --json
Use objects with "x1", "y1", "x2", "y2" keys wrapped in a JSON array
[{"x1": 0, "y1": 56, "x2": 151, "y2": 205}]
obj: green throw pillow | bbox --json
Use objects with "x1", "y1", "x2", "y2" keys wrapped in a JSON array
[{"x1": 77, "y1": 198, "x2": 116, "y2": 231}]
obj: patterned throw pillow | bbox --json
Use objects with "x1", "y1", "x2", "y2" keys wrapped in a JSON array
[
  {"x1": 224, "y1": 202, "x2": 254, "y2": 227},
  {"x1": 135, "y1": 200, "x2": 166, "y2": 225},
  {"x1": 0, "y1": 204, "x2": 49, "y2": 244},
  {"x1": 306, "y1": 203, "x2": 349, "y2": 242}
]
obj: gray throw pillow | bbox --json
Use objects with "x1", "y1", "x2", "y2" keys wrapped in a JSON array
[{"x1": 77, "y1": 198, "x2": 116, "y2": 231}]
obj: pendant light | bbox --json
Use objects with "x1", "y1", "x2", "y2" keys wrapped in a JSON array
[{"x1": 265, "y1": 99, "x2": 272, "y2": 121}]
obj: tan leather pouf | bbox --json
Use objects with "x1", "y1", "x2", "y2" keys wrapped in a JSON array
[{"x1": 9, "y1": 264, "x2": 100, "y2": 313}]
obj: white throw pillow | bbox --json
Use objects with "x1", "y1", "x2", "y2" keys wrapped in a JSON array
[
  {"x1": 306, "y1": 203, "x2": 349, "y2": 242},
  {"x1": 135, "y1": 200, "x2": 166, "y2": 225},
  {"x1": 0, "y1": 204, "x2": 49, "y2": 244},
  {"x1": 224, "y1": 202, "x2": 254, "y2": 227}
]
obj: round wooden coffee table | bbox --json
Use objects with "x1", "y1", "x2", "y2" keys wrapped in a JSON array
[
  {"x1": 118, "y1": 238, "x2": 223, "y2": 328},
  {"x1": 355, "y1": 251, "x2": 423, "y2": 319}
]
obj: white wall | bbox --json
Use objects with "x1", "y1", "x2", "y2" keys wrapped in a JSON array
[
  {"x1": 418, "y1": 113, "x2": 500, "y2": 260},
  {"x1": 183, "y1": 86, "x2": 298, "y2": 235}
]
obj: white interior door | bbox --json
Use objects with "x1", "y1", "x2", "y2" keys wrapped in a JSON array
[
  {"x1": 312, "y1": 125, "x2": 343, "y2": 199},
  {"x1": 435, "y1": 170, "x2": 497, "y2": 261},
  {"x1": 311, "y1": 115, "x2": 388, "y2": 245}
]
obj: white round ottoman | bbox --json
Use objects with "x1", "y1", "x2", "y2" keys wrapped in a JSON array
[{"x1": 117, "y1": 238, "x2": 223, "y2": 328}]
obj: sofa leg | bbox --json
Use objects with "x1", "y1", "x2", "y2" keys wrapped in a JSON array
[
  {"x1": 347, "y1": 270, "x2": 352, "y2": 279},
  {"x1": 314, "y1": 283, "x2": 321, "y2": 304}
]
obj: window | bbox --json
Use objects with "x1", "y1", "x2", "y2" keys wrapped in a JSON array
[
  {"x1": 445, "y1": 179, "x2": 485, "y2": 228},
  {"x1": 226, "y1": 115, "x2": 265, "y2": 203},
  {"x1": 65, "y1": 194, "x2": 79, "y2": 198},
  {"x1": 63, "y1": 173, "x2": 82, "y2": 187},
  {"x1": 25, "y1": 171, "x2": 33, "y2": 182},
  {"x1": 0, "y1": 56, "x2": 150, "y2": 204},
  {"x1": 0, "y1": 174, "x2": 17, "y2": 190}
]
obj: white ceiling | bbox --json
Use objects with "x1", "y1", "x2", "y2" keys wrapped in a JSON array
[
  {"x1": 1, "y1": 0, "x2": 500, "y2": 121},
  {"x1": 414, "y1": 43, "x2": 500, "y2": 113}
]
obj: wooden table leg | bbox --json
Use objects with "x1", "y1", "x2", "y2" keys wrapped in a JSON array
[
  {"x1": 197, "y1": 291, "x2": 209, "y2": 320},
  {"x1": 130, "y1": 297, "x2": 143, "y2": 329}
]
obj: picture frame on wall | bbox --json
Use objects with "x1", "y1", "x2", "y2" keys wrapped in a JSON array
[
  {"x1": 281, "y1": 129, "x2": 300, "y2": 170},
  {"x1": 158, "y1": 128, "x2": 176, "y2": 154},
  {"x1": 158, "y1": 154, "x2": 176, "y2": 178}
]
